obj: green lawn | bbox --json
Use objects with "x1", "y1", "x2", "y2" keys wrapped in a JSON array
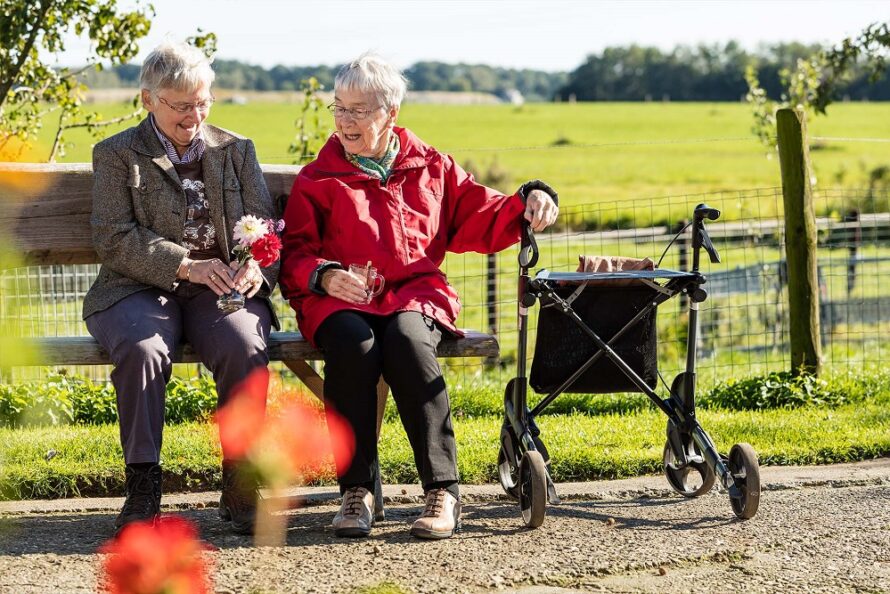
[
  {"x1": 19, "y1": 100, "x2": 890, "y2": 213},
  {"x1": 2, "y1": 374, "x2": 888, "y2": 500}
]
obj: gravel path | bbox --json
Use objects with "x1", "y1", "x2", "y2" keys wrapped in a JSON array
[{"x1": 1, "y1": 459, "x2": 888, "y2": 594}]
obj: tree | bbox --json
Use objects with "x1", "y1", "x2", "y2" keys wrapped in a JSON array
[
  {"x1": 0, "y1": 0, "x2": 153, "y2": 161},
  {"x1": 746, "y1": 22, "x2": 890, "y2": 148}
]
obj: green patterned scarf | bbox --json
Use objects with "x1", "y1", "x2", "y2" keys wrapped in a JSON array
[{"x1": 345, "y1": 132, "x2": 400, "y2": 181}]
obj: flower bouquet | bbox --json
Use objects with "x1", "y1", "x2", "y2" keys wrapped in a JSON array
[{"x1": 217, "y1": 215, "x2": 284, "y2": 313}]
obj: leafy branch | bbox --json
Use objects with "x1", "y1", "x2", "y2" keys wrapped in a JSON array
[
  {"x1": 745, "y1": 21, "x2": 890, "y2": 150},
  {"x1": 288, "y1": 76, "x2": 329, "y2": 164}
]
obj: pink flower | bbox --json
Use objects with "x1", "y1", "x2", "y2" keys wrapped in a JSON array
[{"x1": 99, "y1": 516, "x2": 212, "y2": 594}]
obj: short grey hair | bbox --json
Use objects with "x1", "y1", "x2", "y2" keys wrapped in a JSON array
[
  {"x1": 335, "y1": 53, "x2": 408, "y2": 109},
  {"x1": 140, "y1": 41, "x2": 215, "y2": 98}
]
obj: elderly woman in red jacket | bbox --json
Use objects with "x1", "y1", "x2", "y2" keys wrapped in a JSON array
[{"x1": 279, "y1": 53, "x2": 558, "y2": 540}]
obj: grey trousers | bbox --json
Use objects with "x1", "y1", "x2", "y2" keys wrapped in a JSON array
[{"x1": 85, "y1": 285, "x2": 272, "y2": 464}]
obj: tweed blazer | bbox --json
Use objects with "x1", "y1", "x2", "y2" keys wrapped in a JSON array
[{"x1": 82, "y1": 117, "x2": 280, "y2": 326}]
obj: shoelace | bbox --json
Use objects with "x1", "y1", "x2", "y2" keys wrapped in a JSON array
[
  {"x1": 121, "y1": 473, "x2": 157, "y2": 515},
  {"x1": 421, "y1": 489, "x2": 447, "y2": 517},
  {"x1": 224, "y1": 475, "x2": 254, "y2": 514},
  {"x1": 343, "y1": 489, "x2": 367, "y2": 518}
]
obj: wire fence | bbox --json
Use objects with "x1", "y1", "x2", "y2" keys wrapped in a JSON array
[{"x1": 1, "y1": 186, "x2": 889, "y2": 391}]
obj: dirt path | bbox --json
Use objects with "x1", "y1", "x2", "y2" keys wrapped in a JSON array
[{"x1": 1, "y1": 459, "x2": 888, "y2": 594}]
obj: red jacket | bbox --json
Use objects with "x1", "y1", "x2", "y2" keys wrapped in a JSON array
[{"x1": 279, "y1": 127, "x2": 526, "y2": 344}]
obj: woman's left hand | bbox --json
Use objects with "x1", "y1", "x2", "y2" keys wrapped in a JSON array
[
  {"x1": 230, "y1": 259, "x2": 264, "y2": 297},
  {"x1": 524, "y1": 189, "x2": 559, "y2": 232}
]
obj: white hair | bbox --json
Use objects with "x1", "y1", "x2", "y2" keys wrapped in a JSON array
[
  {"x1": 139, "y1": 41, "x2": 215, "y2": 98},
  {"x1": 335, "y1": 53, "x2": 408, "y2": 109}
]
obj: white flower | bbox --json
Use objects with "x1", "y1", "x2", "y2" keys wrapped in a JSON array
[{"x1": 233, "y1": 215, "x2": 269, "y2": 246}]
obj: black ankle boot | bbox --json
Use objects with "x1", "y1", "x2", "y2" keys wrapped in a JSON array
[
  {"x1": 219, "y1": 460, "x2": 259, "y2": 535},
  {"x1": 115, "y1": 464, "x2": 162, "y2": 532}
]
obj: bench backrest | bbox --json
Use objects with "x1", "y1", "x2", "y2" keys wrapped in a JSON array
[{"x1": 0, "y1": 163, "x2": 300, "y2": 266}]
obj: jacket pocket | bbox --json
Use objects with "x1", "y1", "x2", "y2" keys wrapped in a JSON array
[
  {"x1": 223, "y1": 177, "x2": 245, "y2": 223},
  {"x1": 130, "y1": 183, "x2": 160, "y2": 227}
]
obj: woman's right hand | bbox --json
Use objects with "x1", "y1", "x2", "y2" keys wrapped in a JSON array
[
  {"x1": 184, "y1": 258, "x2": 236, "y2": 296},
  {"x1": 321, "y1": 268, "x2": 368, "y2": 304}
]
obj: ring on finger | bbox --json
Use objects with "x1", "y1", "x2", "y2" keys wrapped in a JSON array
[{"x1": 210, "y1": 273, "x2": 217, "y2": 281}]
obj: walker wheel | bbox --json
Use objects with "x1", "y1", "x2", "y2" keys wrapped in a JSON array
[
  {"x1": 498, "y1": 424, "x2": 552, "y2": 500},
  {"x1": 497, "y1": 445, "x2": 520, "y2": 499},
  {"x1": 519, "y1": 450, "x2": 547, "y2": 528},
  {"x1": 728, "y1": 443, "x2": 760, "y2": 519},
  {"x1": 662, "y1": 440, "x2": 716, "y2": 497}
]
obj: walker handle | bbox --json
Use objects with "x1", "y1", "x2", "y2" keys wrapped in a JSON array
[
  {"x1": 520, "y1": 220, "x2": 539, "y2": 269},
  {"x1": 693, "y1": 203, "x2": 721, "y2": 264},
  {"x1": 517, "y1": 180, "x2": 558, "y2": 270}
]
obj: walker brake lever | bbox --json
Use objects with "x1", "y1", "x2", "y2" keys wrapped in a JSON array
[{"x1": 699, "y1": 227, "x2": 721, "y2": 264}]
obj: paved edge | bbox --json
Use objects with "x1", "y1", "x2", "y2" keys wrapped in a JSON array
[{"x1": 1, "y1": 458, "x2": 888, "y2": 516}]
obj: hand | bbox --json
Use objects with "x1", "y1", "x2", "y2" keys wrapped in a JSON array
[
  {"x1": 231, "y1": 259, "x2": 264, "y2": 298},
  {"x1": 320, "y1": 268, "x2": 368, "y2": 304},
  {"x1": 189, "y1": 258, "x2": 235, "y2": 296},
  {"x1": 524, "y1": 189, "x2": 559, "y2": 232}
]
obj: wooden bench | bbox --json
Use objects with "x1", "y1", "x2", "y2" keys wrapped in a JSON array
[{"x1": 0, "y1": 163, "x2": 500, "y2": 411}]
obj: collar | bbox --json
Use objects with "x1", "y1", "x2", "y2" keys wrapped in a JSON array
[{"x1": 149, "y1": 114, "x2": 206, "y2": 164}]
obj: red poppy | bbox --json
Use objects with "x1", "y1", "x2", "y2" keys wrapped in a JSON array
[
  {"x1": 215, "y1": 368, "x2": 355, "y2": 486},
  {"x1": 99, "y1": 516, "x2": 212, "y2": 594},
  {"x1": 250, "y1": 233, "x2": 282, "y2": 267},
  {"x1": 215, "y1": 368, "x2": 268, "y2": 459},
  {"x1": 262, "y1": 400, "x2": 355, "y2": 482}
]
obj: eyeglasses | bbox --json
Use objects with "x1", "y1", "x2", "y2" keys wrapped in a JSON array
[
  {"x1": 157, "y1": 96, "x2": 215, "y2": 113},
  {"x1": 327, "y1": 103, "x2": 384, "y2": 121}
]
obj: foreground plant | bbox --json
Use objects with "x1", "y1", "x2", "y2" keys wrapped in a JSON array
[
  {"x1": 215, "y1": 368, "x2": 354, "y2": 545},
  {"x1": 99, "y1": 516, "x2": 212, "y2": 594}
]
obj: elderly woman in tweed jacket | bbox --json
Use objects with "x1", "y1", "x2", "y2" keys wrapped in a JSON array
[{"x1": 82, "y1": 41, "x2": 278, "y2": 536}]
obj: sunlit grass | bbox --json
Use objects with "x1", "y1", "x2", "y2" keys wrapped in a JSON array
[
  {"x1": 2, "y1": 384, "x2": 888, "y2": 499},
  {"x1": 23, "y1": 100, "x2": 890, "y2": 213}
]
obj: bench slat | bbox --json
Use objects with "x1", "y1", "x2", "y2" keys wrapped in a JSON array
[
  {"x1": 26, "y1": 330, "x2": 499, "y2": 366},
  {"x1": 0, "y1": 163, "x2": 300, "y2": 267}
]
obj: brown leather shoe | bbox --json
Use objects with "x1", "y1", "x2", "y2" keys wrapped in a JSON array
[
  {"x1": 410, "y1": 488, "x2": 461, "y2": 540},
  {"x1": 332, "y1": 486, "x2": 374, "y2": 538},
  {"x1": 218, "y1": 461, "x2": 260, "y2": 535}
]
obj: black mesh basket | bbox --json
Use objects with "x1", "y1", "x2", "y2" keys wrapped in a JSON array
[{"x1": 529, "y1": 285, "x2": 658, "y2": 394}]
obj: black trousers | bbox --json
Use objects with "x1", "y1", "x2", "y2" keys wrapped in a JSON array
[{"x1": 315, "y1": 310, "x2": 458, "y2": 492}]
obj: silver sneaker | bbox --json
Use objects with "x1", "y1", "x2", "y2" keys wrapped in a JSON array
[
  {"x1": 410, "y1": 488, "x2": 461, "y2": 539},
  {"x1": 332, "y1": 486, "x2": 374, "y2": 538}
]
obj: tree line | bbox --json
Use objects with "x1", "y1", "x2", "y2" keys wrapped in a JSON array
[{"x1": 82, "y1": 40, "x2": 890, "y2": 102}]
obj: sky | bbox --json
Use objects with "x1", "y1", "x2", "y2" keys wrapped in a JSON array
[{"x1": 54, "y1": 0, "x2": 890, "y2": 72}]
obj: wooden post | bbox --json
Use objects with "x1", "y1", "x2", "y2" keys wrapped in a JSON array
[
  {"x1": 776, "y1": 108, "x2": 822, "y2": 376},
  {"x1": 843, "y1": 208, "x2": 861, "y2": 295},
  {"x1": 485, "y1": 253, "x2": 498, "y2": 366}
]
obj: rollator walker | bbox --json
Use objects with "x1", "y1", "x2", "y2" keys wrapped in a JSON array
[{"x1": 498, "y1": 203, "x2": 761, "y2": 528}]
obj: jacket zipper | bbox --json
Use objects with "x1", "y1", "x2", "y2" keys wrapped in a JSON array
[{"x1": 386, "y1": 177, "x2": 411, "y2": 266}]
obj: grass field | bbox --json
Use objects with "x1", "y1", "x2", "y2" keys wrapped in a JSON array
[
  {"x1": 3, "y1": 385, "x2": 889, "y2": 500},
  {"x1": 19, "y1": 100, "x2": 890, "y2": 211}
]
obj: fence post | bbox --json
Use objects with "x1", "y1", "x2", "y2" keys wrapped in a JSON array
[
  {"x1": 843, "y1": 208, "x2": 861, "y2": 295},
  {"x1": 776, "y1": 108, "x2": 822, "y2": 376},
  {"x1": 485, "y1": 253, "x2": 498, "y2": 366}
]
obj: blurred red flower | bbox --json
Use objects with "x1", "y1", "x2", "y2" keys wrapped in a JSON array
[
  {"x1": 250, "y1": 233, "x2": 282, "y2": 267},
  {"x1": 99, "y1": 516, "x2": 212, "y2": 594},
  {"x1": 215, "y1": 369, "x2": 268, "y2": 459},
  {"x1": 215, "y1": 368, "x2": 355, "y2": 486}
]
